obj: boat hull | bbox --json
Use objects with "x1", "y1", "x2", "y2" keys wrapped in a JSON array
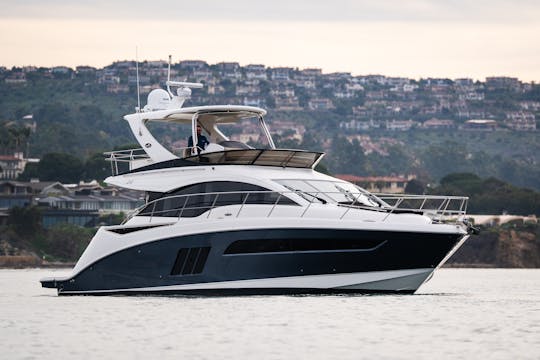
[{"x1": 42, "y1": 228, "x2": 466, "y2": 295}]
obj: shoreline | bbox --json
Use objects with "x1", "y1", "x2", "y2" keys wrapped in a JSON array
[
  {"x1": 0, "y1": 264, "x2": 75, "y2": 269},
  {"x1": 0, "y1": 256, "x2": 75, "y2": 269}
]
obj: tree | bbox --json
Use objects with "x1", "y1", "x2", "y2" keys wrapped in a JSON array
[
  {"x1": 440, "y1": 172, "x2": 481, "y2": 186},
  {"x1": 7, "y1": 126, "x2": 31, "y2": 153},
  {"x1": 300, "y1": 131, "x2": 323, "y2": 152},
  {"x1": 1, "y1": 122, "x2": 31, "y2": 155},
  {"x1": 17, "y1": 162, "x2": 39, "y2": 181},
  {"x1": 328, "y1": 136, "x2": 366, "y2": 175},
  {"x1": 405, "y1": 179, "x2": 425, "y2": 194},
  {"x1": 8, "y1": 206, "x2": 42, "y2": 237},
  {"x1": 35, "y1": 153, "x2": 84, "y2": 183},
  {"x1": 431, "y1": 173, "x2": 540, "y2": 215},
  {"x1": 315, "y1": 162, "x2": 331, "y2": 175},
  {"x1": 43, "y1": 224, "x2": 95, "y2": 261},
  {"x1": 84, "y1": 152, "x2": 110, "y2": 181}
]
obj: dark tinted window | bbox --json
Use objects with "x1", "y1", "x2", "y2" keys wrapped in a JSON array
[
  {"x1": 139, "y1": 181, "x2": 297, "y2": 217},
  {"x1": 224, "y1": 238, "x2": 385, "y2": 254}
]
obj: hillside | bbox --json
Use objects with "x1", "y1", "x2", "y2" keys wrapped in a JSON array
[{"x1": 1, "y1": 61, "x2": 539, "y2": 190}]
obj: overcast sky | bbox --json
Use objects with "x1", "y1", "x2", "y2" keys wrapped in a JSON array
[{"x1": 1, "y1": 0, "x2": 539, "y2": 80}]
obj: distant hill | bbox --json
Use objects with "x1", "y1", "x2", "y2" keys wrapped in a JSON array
[{"x1": 0, "y1": 62, "x2": 539, "y2": 189}]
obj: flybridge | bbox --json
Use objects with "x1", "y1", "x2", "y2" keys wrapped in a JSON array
[
  {"x1": 105, "y1": 55, "x2": 291, "y2": 173},
  {"x1": 105, "y1": 147, "x2": 325, "y2": 176},
  {"x1": 112, "y1": 149, "x2": 325, "y2": 176}
]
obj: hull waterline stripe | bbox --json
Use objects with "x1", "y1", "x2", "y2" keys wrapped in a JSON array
[{"x1": 59, "y1": 268, "x2": 432, "y2": 294}]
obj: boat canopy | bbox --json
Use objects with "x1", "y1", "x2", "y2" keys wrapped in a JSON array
[
  {"x1": 124, "y1": 105, "x2": 267, "y2": 124},
  {"x1": 123, "y1": 104, "x2": 274, "y2": 163},
  {"x1": 118, "y1": 79, "x2": 274, "y2": 166}
]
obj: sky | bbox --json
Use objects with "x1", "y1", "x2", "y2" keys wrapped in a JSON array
[{"x1": 1, "y1": 0, "x2": 539, "y2": 81}]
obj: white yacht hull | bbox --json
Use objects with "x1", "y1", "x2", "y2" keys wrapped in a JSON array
[{"x1": 41, "y1": 222, "x2": 468, "y2": 295}]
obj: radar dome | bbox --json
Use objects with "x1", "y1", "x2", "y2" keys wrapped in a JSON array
[
  {"x1": 176, "y1": 87, "x2": 192, "y2": 98},
  {"x1": 144, "y1": 89, "x2": 171, "y2": 111}
]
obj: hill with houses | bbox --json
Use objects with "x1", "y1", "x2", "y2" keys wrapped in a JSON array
[
  {"x1": 0, "y1": 60, "x2": 540, "y2": 267},
  {"x1": 0, "y1": 59, "x2": 539, "y2": 190}
]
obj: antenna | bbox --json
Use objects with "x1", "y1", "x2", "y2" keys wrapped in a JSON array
[
  {"x1": 166, "y1": 55, "x2": 173, "y2": 97},
  {"x1": 135, "y1": 46, "x2": 141, "y2": 112}
]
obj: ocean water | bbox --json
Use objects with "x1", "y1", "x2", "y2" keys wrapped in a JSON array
[{"x1": 0, "y1": 268, "x2": 538, "y2": 360}]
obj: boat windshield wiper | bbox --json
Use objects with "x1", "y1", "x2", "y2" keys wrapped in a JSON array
[
  {"x1": 284, "y1": 185, "x2": 327, "y2": 204},
  {"x1": 335, "y1": 185, "x2": 381, "y2": 208},
  {"x1": 305, "y1": 193, "x2": 327, "y2": 204}
]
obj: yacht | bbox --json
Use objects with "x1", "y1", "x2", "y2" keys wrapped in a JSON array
[{"x1": 41, "y1": 70, "x2": 474, "y2": 295}]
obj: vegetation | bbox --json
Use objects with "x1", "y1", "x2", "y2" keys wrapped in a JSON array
[
  {"x1": 39, "y1": 224, "x2": 95, "y2": 261},
  {"x1": 0, "y1": 123, "x2": 31, "y2": 154},
  {"x1": 1, "y1": 69, "x2": 538, "y2": 189},
  {"x1": 429, "y1": 173, "x2": 540, "y2": 215},
  {"x1": 448, "y1": 221, "x2": 540, "y2": 267},
  {"x1": 2, "y1": 206, "x2": 126, "y2": 262}
]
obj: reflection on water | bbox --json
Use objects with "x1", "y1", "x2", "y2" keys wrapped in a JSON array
[{"x1": 0, "y1": 269, "x2": 539, "y2": 359}]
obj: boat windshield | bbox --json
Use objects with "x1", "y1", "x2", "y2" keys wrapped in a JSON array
[
  {"x1": 275, "y1": 179, "x2": 385, "y2": 207},
  {"x1": 213, "y1": 116, "x2": 272, "y2": 149}
]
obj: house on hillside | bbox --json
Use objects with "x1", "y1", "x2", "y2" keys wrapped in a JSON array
[
  {"x1": 245, "y1": 64, "x2": 267, "y2": 80},
  {"x1": 271, "y1": 68, "x2": 293, "y2": 82},
  {"x1": 178, "y1": 60, "x2": 208, "y2": 70},
  {"x1": 335, "y1": 174, "x2": 414, "y2": 194},
  {"x1": 422, "y1": 119, "x2": 455, "y2": 130},
  {"x1": 0, "y1": 153, "x2": 39, "y2": 180},
  {"x1": 308, "y1": 98, "x2": 334, "y2": 111},
  {"x1": 486, "y1": 76, "x2": 521, "y2": 91},
  {"x1": 0, "y1": 179, "x2": 143, "y2": 228},
  {"x1": 0, "y1": 181, "x2": 34, "y2": 210},
  {"x1": 505, "y1": 112, "x2": 536, "y2": 131},
  {"x1": 274, "y1": 96, "x2": 302, "y2": 111},
  {"x1": 463, "y1": 119, "x2": 498, "y2": 131},
  {"x1": 385, "y1": 120, "x2": 416, "y2": 131}
]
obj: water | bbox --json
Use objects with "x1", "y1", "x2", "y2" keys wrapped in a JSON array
[{"x1": 1, "y1": 269, "x2": 538, "y2": 360}]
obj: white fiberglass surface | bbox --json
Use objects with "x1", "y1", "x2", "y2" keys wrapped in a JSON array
[{"x1": 275, "y1": 179, "x2": 383, "y2": 208}]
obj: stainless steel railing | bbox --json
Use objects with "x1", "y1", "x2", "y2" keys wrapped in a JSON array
[
  {"x1": 122, "y1": 190, "x2": 468, "y2": 225},
  {"x1": 104, "y1": 148, "x2": 151, "y2": 176},
  {"x1": 373, "y1": 193, "x2": 468, "y2": 222},
  {"x1": 104, "y1": 146, "x2": 206, "y2": 175}
]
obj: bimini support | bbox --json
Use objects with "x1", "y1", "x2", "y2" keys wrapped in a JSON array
[
  {"x1": 191, "y1": 112, "x2": 199, "y2": 156},
  {"x1": 124, "y1": 112, "x2": 178, "y2": 163},
  {"x1": 259, "y1": 115, "x2": 276, "y2": 149}
]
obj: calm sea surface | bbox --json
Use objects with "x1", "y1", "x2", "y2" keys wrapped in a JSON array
[{"x1": 0, "y1": 268, "x2": 538, "y2": 359}]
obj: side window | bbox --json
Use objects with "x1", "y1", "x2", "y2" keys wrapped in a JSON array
[{"x1": 139, "y1": 181, "x2": 297, "y2": 218}]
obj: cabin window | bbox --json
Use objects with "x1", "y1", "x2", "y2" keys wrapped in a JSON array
[
  {"x1": 139, "y1": 181, "x2": 298, "y2": 217},
  {"x1": 224, "y1": 237, "x2": 385, "y2": 254}
]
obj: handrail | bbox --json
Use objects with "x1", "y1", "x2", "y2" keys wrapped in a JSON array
[
  {"x1": 104, "y1": 146, "x2": 195, "y2": 176},
  {"x1": 104, "y1": 148, "x2": 151, "y2": 176},
  {"x1": 123, "y1": 190, "x2": 469, "y2": 225},
  {"x1": 373, "y1": 193, "x2": 469, "y2": 222},
  {"x1": 104, "y1": 148, "x2": 150, "y2": 162}
]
